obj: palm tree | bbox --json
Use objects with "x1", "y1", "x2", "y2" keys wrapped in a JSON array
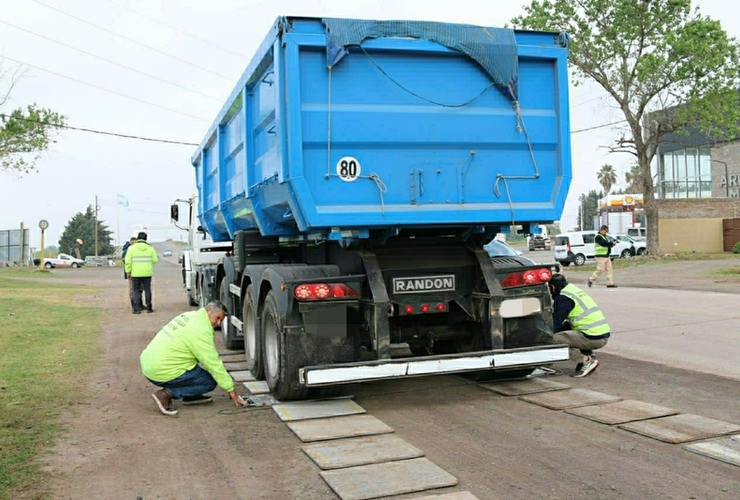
[
  {"x1": 624, "y1": 165, "x2": 641, "y2": 193},
  {"x1": 597, "y1": 164, "x2": 618, "y2": 195}
]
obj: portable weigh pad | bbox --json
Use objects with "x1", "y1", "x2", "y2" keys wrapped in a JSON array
[
  {"x1": 519, "y1": 389, "x2": 622, "y2": 410},
  {"x1": 230, "y1": 370, "x2": 256, "y2": 382},
  {"x1": 223, "y1": 361, "x2": 249, "y2": 371},
  {"x1": 619, "y1": 414, "x2": 740, "y2": 444},
  {"x1": 565, "y1": 400, "x2": 679, "y2": 425},
  {"x1": 287, "y1": 414, "x2": 394, "y2": 442},
  {"x1": 273, "y1": 398, "x2": 366, "y2": 422},
  {"x1": 302, "y1": 433, "x2": 424, "y2": 470},
  {"x1": 219, "y1": 353, "x2": 246, "y2": 363},
  {"x1": 684, "y1": 434, "x2": 740, "y2": 467},
  {"x1": 320, "y1": 457, "x2": 457, "y2": 500},
  {"x1": 242, "y1": 380, "x2": 270, "y2": 395},
  {"x1": 414, "y1": 492, "x2": 480, "y2": 500},
  {"x1": 480, "y1": 377, "x2": 570, "y2": 396}
]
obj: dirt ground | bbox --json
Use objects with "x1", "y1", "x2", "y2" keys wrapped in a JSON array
[{"x1": 31, "y1": 256, "x2": 740, "y2": 500}]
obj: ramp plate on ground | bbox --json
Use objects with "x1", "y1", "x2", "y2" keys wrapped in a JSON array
[
  {"x1": 274, "y1": 398, "x2": 366, "y2": 422},
  {"x1": 229, "y1": 370, "x2": 255, "y2": 382},
  {"x1": 520, "y1": 388, "x2": 622, "y2": 410},
  {"x1": 619, "y1": 414, "x2": 740, "y2": 444},
  {"x1": 303, "y1": 433, "x2": 424, "y2": 470},
  {"x1": 217, "y1": 349, "x2": 244, "y2": 357},
  {"x1": 320, "y1": 457, "x2": 457, "y2": 500},
  {"x1": 684, "y1": 434, "x2": 740, "y2": 467},
  {"x1": 219, "y1": 353, "x2": 246, "y2": 363},
  {"x1": 481, "y1": 377, "x2": 570, "y2": 396},
  {"x1": 287, "y1": 414, "x2": 394, "y2": 442},
  {"x1": 414, "y1": 492, "x2": 479, "y2": 500},
  {"x1": 242, "y1": 380, "x2": 270, "y2": 394},
  {"x1": 223, "y1": 361, "x2": 249, "y2": 371},
  {"x1": 566, "y1": 400, "x2": 679, "y2": 425}
]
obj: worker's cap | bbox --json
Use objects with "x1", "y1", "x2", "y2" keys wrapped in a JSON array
[{"x1": 137, "y1": 232, "x2": 148, "y2": 241}]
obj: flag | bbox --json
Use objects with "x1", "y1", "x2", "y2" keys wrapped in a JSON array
[{"x1": 117, "y1": 194, "x2": 129, "y2": 208}]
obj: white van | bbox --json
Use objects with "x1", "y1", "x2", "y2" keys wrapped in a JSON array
[
  {"x1": 553, "y1": 231, "x2": 634, "y2": 267},
  {"x1": 626, "y1": 227, "x2": 647, "y2": 240}
]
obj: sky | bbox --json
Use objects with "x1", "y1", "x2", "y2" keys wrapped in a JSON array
[{"x1": 0, "y1": 0, "x2": 733, "y2": 248}]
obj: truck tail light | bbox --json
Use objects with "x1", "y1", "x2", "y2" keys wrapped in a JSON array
[
  {"x1": 402, "y1": 303, "x2": 447, "y2": 315},
  {"x1": 500, "y1": 268, "x2": 552, "y2": 288},
  {"x1": 294, "y1": 283, "x2": 359, "y2": 301}
]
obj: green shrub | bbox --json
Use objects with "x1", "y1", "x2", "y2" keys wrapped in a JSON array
[{"x1": 733, "y1": 241, "x2": 740, "y2": 254}]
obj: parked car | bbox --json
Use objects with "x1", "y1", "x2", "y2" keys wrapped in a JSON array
[
  {"x1": 43, "y1": 253, "x2": 85, "y2": 269},
  {"x1": 614, "y1": 234, "x2": 647, "y2": 256},
  {"x1": 553, "y1": 231, "x2": 634, "y2": 267},
  {"x1": 528, "y1": 235, "x2": 551, "y2": 251},
  {"x1": 162, "y1": 249, "x2": 173, "y2": 257},
  {"x1": 485, "y1": 238, "x2": 560, "y2": 272}
]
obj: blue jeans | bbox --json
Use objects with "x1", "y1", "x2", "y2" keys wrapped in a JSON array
[{"x1": 147, "y1": 365, "x2": 217, "y2": 399}]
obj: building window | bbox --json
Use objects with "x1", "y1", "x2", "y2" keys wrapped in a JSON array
[{"x1": 657, "y1": 147, "x2": 712, "y2": 199}]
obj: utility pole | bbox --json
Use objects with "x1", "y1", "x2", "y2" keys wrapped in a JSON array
[{"x1": 94, "y1": 195, "x2": 99, "y2": 257}]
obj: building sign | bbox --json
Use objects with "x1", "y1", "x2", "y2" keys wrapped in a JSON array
[
  {"x1": 719, "y1": 174, "x2": 739, "y2": 197},
  {"x1": 598, "y1": 194, "x2": 644, "y2": 210}
]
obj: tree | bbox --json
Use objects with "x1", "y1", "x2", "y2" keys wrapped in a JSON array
[
  {"x1": 577, "y1": 189, "x2": 603, "y2": 231},
  {"x1": 512, "y1": 0, "x2": 740, "y2": 255},
  {"x1": 1, "y1": 62, "x2": 66, "y2": 174},
  {"x1": 625, "y1": 165, "x2": 641, "y2": 192},
  {"x1": 596, "y1": 164, "x2": 618, "y2": 195},
  {"x1": 58, "y1": 206, "x2": 114, "y2": 257}
]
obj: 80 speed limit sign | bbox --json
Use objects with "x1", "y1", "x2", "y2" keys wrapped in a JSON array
[{"x1": 335, "y1": 156, "x2": 361, "y2": 182}]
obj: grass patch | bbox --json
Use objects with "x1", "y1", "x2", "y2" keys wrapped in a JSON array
[
  {"x1": 708, "y1": 265, "x2": 740, "y2": 277},
  {"x1": 0, "y1": 268, "x2": 57, "y2": 280},
  {"x1": 563, "y1": 252, "x2": 739, "y2": 272},
  {"x1": 0, "y1": 274, "x2": 102, "y2": 500}
]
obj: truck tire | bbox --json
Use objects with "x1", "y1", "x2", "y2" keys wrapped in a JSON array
[
  {"x1": 261, "y1": 290, "x2": 309, "y2": 400},
  {"x1": 220, "y1": 279, "x2": 243, "y2": 350},
  {"x1": 188, "y1": 291, "x2": 197, "y2": 307},
  {"x1": 243, "y1": 285, "x2": 264, "y2": 378}
]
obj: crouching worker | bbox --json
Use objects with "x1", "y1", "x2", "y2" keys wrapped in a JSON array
[
  {"x1": 548, "y1": 274, "x2": 610, "y2": 378},
  {"x1": 140, "y1": 300, "x2": 246, "y2": 415}
]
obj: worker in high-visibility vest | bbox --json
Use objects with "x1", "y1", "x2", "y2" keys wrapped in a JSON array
[
  {"x1": 124, "y1": 231, "x2": 159, "y2": 314},
  {"x1": 588, "y1": 225, "x2": 618, "y2": 288},
  {"x1": 549, "y1": 273, "x2": 611, "y2": 377}
]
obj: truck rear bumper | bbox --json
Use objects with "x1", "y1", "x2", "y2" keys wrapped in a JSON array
[{"x1": 298, "y1": 344, "x2": 569, "y2": 387}]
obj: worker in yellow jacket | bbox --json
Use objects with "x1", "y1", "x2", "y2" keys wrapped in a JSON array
[
  {"x1": 140, "y1": 301, "x2": 246, "y2": 415},
  {"x1": 124, "y1": 232, "x2": 158, "y2": 314}
]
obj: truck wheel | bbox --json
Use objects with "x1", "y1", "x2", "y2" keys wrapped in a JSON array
[
  {"x1": 243, "y1": 285, "x2": 263, "y2": 378},
  {"x1": 221, "y1": 313, "x2": 243, "y2": 350},
  {"x1": 44, "y1": 262, "x2": 53, "y2": 269},
  {"x1": 198, "y1": 276, "x2": 207, "y2": 309},
  {"x1": 574, "y1": 254, "x2": 586, "y2": 266},
  {"x1": 262, "y1": 290, "x2": 309, "y2": 400},
  {"x1": 188, "y1": 291, "x2": 197, "y2": 307}
]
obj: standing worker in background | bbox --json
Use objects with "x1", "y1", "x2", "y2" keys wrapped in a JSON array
[
  {"x1": 588, "y1": 225, "x2": 618, "y2": 288},
  {"x1": 121, "y1": 235, "x2": 142, "y2": 312},
  {"x1": 548, "y1": 274, "x2": 610, "y2": 377},
  {"x1": 140, "y1": 300, "x2": 246, "y2": 416},
  {"x1": 124, "y1": 232, "x2": 158, "y2": 314}
]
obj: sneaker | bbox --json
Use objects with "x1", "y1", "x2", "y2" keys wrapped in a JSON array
[
  {"x1": 151, "y1": 389, "x2": 178, "y2": 416},
  {"x1": 146, "y1": 308, "x2": 154, "y2": 314},
  {"x1": 182, "y1": 395, "x2": 214, "y2": 406},
  {"x1": 133, "y1": 310, "x2": 141, "y2": 315},
  {"x1": 607, "y1": 284, "x2": 618, "y2": 288},
  {"x1": 573, "y1": 359, "x2": 599, "y2": 378},
  {"x1": 587, "y1": 280, "x2": 593, "y2": 288}
]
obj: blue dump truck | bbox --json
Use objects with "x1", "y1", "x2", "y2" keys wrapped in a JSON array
[{"x1": 178, "y1": 16, "x2": 572, "y2": 400}]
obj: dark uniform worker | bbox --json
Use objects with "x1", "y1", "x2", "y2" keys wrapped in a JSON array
[{"x1": 549, "y1": 273, "x2": 611, "y2": 377}]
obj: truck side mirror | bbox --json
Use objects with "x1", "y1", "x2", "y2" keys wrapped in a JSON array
[{"x1": 170, "y1": 204, "x2": 179, "y2": 221}]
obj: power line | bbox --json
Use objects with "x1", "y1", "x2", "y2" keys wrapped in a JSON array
[
  {"x1": 30, "y1": 0, "x2": 233, "y2": 81},
  {"x1": 1, "y1": 112, "x2": 198, "y2": 146},
  {"x1": 0, "y1": 19, "x2": 221, "y2": 102},
  {"x1": 2, "y1": 56, "x2": 209, "y2": 122},
  {"x1": 571, "y1": 119, "x2": 627, "y2": 134},
  {"x1": 105, "y1": 0, "x2": 247, "y2": 60}
]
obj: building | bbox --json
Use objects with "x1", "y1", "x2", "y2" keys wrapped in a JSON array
[{"x1": 649, "y1": 123, "x2": 740, "y2": 252}]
